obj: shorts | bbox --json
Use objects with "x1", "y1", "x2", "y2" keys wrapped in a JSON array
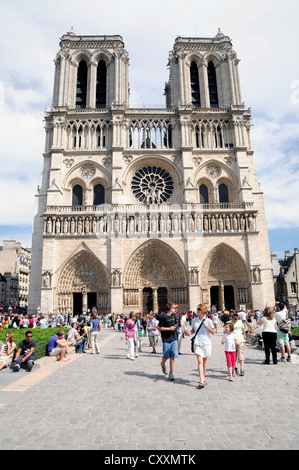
[
  {"x1": 236, "y1": 342, "x2": 244, "y2": 361},
  {"x1": 149, "y1": 335, "x2": 158, "y2": 345},
  {"x1": 162, "y1": 340, "x2": 178, "y2": 359},
  {"x1": 225, "y1": 351, "x2": 236, "y2": 368},
  {"x1": 277, "y1": 330, "x2": 290, "y2": 347},
  {"x1": 49, "y1": 346, "x2": 62, "y2": 356},
  {"x1": 194, "y1": 342, "x2": 212, "y2": 358}
]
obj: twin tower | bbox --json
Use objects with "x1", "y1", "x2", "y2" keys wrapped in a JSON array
[{"x1": 29, "y1": 29, "x2": 274, "y2": 316}]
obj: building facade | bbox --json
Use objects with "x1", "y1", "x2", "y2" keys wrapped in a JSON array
[
  {"x1": 28, "y1": 28, "x2": 275, "y2": 316},
  {"x1": 0, "y1": 240, "x2": 31, "y2": 308},
  {"x1": 272, "y1": 249, "x2": 299, "y2": 313}
]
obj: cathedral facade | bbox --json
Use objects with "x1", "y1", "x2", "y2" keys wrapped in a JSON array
[{"x1": 28, "y1": 28, "x2": 275, "y2": 316}]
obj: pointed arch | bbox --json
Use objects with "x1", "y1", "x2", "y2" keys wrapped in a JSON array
[
  {"x1": 76, "y1": 60, "x2": 88, "y2": 109},
  {"x1": 57, "y1": 248, "x2": 109, "y2": 295},
  {"x1": 201, "y1": 243, "x2": 250, "y2": 285},
  {"x1": 123, "y1": 240, "x2": 188, "y2": 289}
]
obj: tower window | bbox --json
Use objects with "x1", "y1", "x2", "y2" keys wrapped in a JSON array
[
  {"x1": 96, "y1": 60, "x2": 107, "y2": 108},
  {"x1": 199, "y1": 184, "x2": 209, "y2": 204},
  {"x1": 93, "y1": 184, "x2": 105, "y2": 205},
  {"x1": 72, "y1": 184, "x2": 83, "y2": 206},
  {"x1": 190, "y1": 61, "x2": 201, "y2": 108},
  {"x1": 219, "y1": 183, "x2": 229, "y2": 203},
  {"x1": 208, "y1": 61, "x2": 219, "y2": 108},
  {"x1": 76, "y1": 61, "x2": 88, "y2": 109}
]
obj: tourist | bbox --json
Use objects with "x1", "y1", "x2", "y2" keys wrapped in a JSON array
[
  {"x1": 257, "y1": 307, "x2": 277, "y2": 364},
  {"x1": 48, "y1": 330, "x2": 72, "y2": 362},
  {"x1": 147, "y1": 314, "x2": 159, "y2": 353},
  {"x1": 67, "y1": 322, "x2": 86, "y2": 353},
  {"x1": 212, "y1": 312, "x2": 219, "y2": 332},
  {"x1": 138, "y1": 325, "x2": 145, "y2": 351},
  {"x1": 12, "y1": 330, "x2": 37, "y2": 372},
  {"x1": 228, "y1": 312, "x2": 246, "y2": 376},
  {"x1": 190, "y1": 304, "x2": 215, "y2": 389},
  {"x1": 0, "y1": 333, "x2": 16, "y2": 371},
  {"x1": 125, "y1": 312, "x2": 136, "y2": 360},
  {"x1": 221, "y1": 322, "x2": 239, "y2": 382},
  {"x1": 157, "y1": 303, "x2": 181, "y2": 381},
  {"x1": 90, "y1": 313, "x2": 100, "y2": 354},
  {"x1": 274, "y1": 303, "x2": 292, "y2": 362}
]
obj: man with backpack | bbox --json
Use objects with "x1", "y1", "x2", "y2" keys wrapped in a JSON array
[{"x1": 274, "y1": 303, "x2": 292, "y2": 362}]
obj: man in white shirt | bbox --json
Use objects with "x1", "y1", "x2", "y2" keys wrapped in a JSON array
[{"x1": 274, "y1": 303, "x2": 291, "y2": 362}]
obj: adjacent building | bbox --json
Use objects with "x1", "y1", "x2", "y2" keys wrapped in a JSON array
[
  {"x1": 0, "y1": 240, "x2": 31, "y2": 308},
  {"x1": 272, "y1": 249, "x2": 299, "y2": 312},
  {"x1": 28, "y1": 28, "x2": 275, "y2": 316}
]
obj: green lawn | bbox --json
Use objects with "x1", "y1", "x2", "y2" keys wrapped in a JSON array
[{"x1": 0, "y1": 328, "x2": 70, "y2": 359}]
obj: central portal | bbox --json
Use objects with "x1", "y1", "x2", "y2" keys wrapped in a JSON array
[
  {"x1": 142, "y1": 287, "x2": 153, "y2": 313},
  {"x1": 142, "y1": 286, "x2": 168, "y2": 313},
  {"x1": 123, "y1": 240, "x2": 189, "y2": 314}
]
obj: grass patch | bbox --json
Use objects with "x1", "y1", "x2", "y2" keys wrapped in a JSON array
[{"x1": 0, "y1": 328, "x2": 70, "y2": 360}]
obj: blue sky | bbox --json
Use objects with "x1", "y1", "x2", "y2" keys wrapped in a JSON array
[{"x1": 0, "y1": 0, "x2": 299, "y2": 259}]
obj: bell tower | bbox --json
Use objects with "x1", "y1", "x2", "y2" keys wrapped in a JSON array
[{"x1": 52, "y1": 28, "x2": 130, "y2": 109}]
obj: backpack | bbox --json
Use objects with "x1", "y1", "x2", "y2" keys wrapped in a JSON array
[{"x1": 279, "y1": 316, "x2": 291, "y2": 334}]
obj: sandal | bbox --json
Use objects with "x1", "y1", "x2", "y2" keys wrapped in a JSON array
[
  {"x1": 197, "y1": 382, "x2": 205, "y2": 389},
  {"x1": 202, "y1": 381, "x2": 207, "y2": 385}
]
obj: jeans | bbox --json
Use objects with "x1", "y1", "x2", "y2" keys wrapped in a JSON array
[
  {"x1": 262, "y1": 332, "x2": 277, "y2": 364},
  {"x1": 74, "y1": 339, "x2": 85, "y2": 353},
  {"x1": 16, "y1": 354, "x2": 35, "y2": 367}
]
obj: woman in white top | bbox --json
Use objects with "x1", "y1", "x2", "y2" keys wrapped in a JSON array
[{"x1": 258, "y1": 307, "x2": 277, "y2": 364}]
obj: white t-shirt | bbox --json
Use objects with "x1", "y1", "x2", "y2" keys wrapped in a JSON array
[
  {"x1": 192, "y1": 316, "x2": 214, "y2": 347},
  {"x1": 274, "y1": 309, "x2": 288, "y2": 331},
  {"x1": 260, "y1": 317, "x2": 277, "y2": 333},
  {"x1": 222, "y1": 333, "x2": 237, "y2": 352}
]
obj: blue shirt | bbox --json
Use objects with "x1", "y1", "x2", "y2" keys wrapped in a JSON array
[
  {"x1": 91, "y1": 319, "x2": 99, "y2": 333},
  {"x1": 48, "y1": 335, "x2": 59, "y2": 352}
]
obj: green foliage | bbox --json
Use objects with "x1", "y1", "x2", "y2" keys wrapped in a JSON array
[
  {"x1": 0, "y1": 328, "x2": 70, "y2": 360},
  {"x1": 291, "y1": 326, "x2": 299, "y2": 337}
]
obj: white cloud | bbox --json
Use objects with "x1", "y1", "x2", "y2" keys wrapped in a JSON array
[{"x1": 1, "y1": 0, "x2": 299, "y2": 247}]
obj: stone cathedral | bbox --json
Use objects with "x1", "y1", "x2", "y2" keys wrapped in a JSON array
[{"x1": 28, "y1": 28, "x2": 275, "y2": 316}]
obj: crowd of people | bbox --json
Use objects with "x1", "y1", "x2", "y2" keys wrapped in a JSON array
[{"x1": 0, "y1": 302, "x2": 297, "y2": 386}]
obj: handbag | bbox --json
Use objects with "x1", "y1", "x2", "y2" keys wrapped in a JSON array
[{"x1": 191, "y1": 319, "x2": 205, "y2": 353}]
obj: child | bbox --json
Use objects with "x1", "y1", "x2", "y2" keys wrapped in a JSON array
[
  {"x1": 138, "y1": 325, "x2": 145, "y2": 351},
  {"x1": 221, "y1": 323, "x2": 239, "y2": 382}
]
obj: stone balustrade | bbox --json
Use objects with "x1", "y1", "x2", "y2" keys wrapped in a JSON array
[{"x1": 43, "y1": 203, "x2": 257, "y2": 237}]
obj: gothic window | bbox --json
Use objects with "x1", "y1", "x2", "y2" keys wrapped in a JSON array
[
  {"x1": 131, "y1": 166, "x2": 174, "y2": 204},
  {"x1": 190, "y1": 61, "x2": 201, "y2": 108},
  {"x1": 208, "y1": 61, "x2": 219, "y2": 108},
  {"x1": 199, "y1": 184, "x2": 209, "y2": 204},
  {"x1": 72, "y1": 184, "x2": 83, "y2": 206},
  {"x1": 96, "y1": 60, "x2": 107, "y2": 108},
  {"x1": 219, "y1": 183, "x2": 229, "y2": 203},
  {"x1": 76, "y1": 61, "x2": 88, "y2": 109},
  {"x1": 93, "y1": 184, "x2": 105, "y2": 205}
]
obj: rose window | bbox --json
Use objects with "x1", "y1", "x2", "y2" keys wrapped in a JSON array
[{"x1": 131, "y1": 166, "x2": 174, "y2": 204}]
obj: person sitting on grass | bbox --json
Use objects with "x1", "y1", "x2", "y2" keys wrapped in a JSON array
[
  {"x1": 12, "y1": 331, "x2": 37, "y2": 373},
  {"x1": 0, "y1": 333, "x2": 16, "y2": 371},
  {"x1": 48, "y1": 330, "x2": 73, "y2": 362}
]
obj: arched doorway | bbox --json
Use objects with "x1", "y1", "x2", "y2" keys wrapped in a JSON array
[
  {"x1": 56, "y1": 249, "x2": 109, "y2": 314},
  {"x1": 201, "y1": 243, "x2": 250, "y2": 311},
  {"x1": 123, "y1": 240, "x2": 188, "y2": 314}
]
